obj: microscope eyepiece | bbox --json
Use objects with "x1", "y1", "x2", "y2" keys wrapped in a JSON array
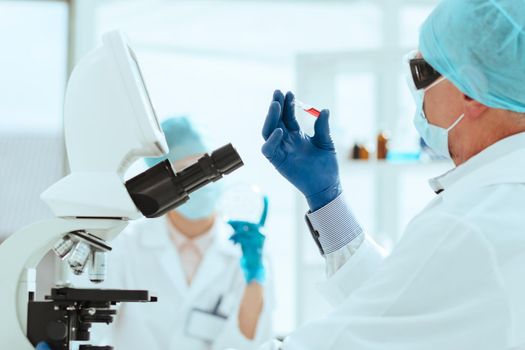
[
  {"x1": 125, "y1": 143, "x2": 243, "y2": 218},
  {"x1": 210, "y1": 143, "x2": 244, "y2": 175}
]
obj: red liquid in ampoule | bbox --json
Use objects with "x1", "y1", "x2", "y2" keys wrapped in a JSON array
[{"x1": 305, "y1": 108, "x2": 321, "y2": 117}]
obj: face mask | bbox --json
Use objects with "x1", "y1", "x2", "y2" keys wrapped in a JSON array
[
  {"x1": 176, "y1": 182, "x2": 222, "y2": 220},
  {"x1": 410, "y1": 77, "x2": 465, "y2": 159}
]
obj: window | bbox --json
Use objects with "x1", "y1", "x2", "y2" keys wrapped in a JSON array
[
  {"x1": 0, "y1": 1, "x2": 68, "y2": 131},
  {"x1": 0, "y1": 0, "x2": 69, "y2": 300},
  {"x1": 0, "y1": 0, "x2": 68, "y2": 236}
]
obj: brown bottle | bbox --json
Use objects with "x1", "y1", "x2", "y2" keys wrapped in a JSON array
[
  {"x1": 358, "y1": 144, "x2": 370, "y2": 160},
  {"x1": 350, "y1": 143, "x2": 360, "y2": 160},
  {"x1": 377, "y1": 131, "x2": 389, "y2": 160}
]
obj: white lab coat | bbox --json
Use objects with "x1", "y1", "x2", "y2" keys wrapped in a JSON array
[
  {"x1": 93, "y1": 216, "x2": 274, "y2": 350},
  {"x1": 261, "y1": 133, "x2": 525, "y2": 350}
]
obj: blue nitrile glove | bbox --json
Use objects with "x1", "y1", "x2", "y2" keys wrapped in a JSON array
[
  {"x1": 261, "y1": 90, "x2": 341, "y2": 211},
  {"x1": 36, "y1": 342, "x2": 52, "y2": 350},
  {"x1": 228, "y1": 196, "x2": 268, "y2": 284}
]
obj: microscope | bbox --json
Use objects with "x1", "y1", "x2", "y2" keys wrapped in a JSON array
[{"x1": 0, "y1": 31, "x2": 243, "y2": 350}]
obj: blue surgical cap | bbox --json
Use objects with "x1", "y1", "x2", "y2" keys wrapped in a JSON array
[
  {"x1": 420, "y1": 0, "x2": 525, "y2": 113},
  {"x1": 145, "y1": 116, "x2": 208, "y2": 168}
]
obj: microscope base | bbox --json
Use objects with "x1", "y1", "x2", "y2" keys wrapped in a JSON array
[{"x1": 27, "y1": 287, "x2": 157, "y2": 350}]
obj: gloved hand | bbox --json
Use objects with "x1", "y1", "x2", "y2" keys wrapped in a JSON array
[
  {"x1": 36, "y1": 342, "x2": 52, "y2": 350},
  {"x1": 228, "y1": 196, "x2": 268, "y2": 284},
  {"x1": 261, "y1": 90, "x2": 341, "y2": 211}
]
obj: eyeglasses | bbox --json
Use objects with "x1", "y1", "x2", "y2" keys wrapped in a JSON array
[{"x1": 404, "y1": 50, "x2": 442, "y2": 90}]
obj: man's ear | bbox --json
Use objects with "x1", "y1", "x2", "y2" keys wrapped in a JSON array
[{"x1": 463, "y1": 94, "x2": 489, "y2": 120}]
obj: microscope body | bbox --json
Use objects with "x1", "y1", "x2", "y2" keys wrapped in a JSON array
[{"x1": 0, "y1": 30, "x2": 243, "y2": 350}]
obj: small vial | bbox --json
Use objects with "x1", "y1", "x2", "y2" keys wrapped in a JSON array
[{"x1": 293, "y1": 99, "x2": 321, "y2": 117}]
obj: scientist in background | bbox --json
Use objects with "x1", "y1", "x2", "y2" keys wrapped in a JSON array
[{"x1": 98, "y1": 116, "x2": 273, "y2": 350}]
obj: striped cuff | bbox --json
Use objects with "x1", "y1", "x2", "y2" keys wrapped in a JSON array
[{"x1": 306, "y1": 193, "x2": 363, "y2": 255}]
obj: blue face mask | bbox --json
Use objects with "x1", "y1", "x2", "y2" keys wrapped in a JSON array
[
  {"x1": 176, "y1": 183, "x2": 222, "y2": 220},
  {"x1": 409, "y1": 76, "x2": 465, "y2": 159}
]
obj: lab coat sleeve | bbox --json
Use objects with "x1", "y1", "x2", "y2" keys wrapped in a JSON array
[
  {"x1": 324, "y1": 234, "x2": 366, "y2": 277},
  {"x1": 213, "y1": 258, "x2": 275, "y2": 350},
  {"x1": 279, "y1": 213, "x2": 511, "y2": 350},
  {"x1": 306, "y1": 194, "x2": 386, "y2": 306},
  {"x1": 319, "y1": 236, "x2": 386, "y2": 306}
]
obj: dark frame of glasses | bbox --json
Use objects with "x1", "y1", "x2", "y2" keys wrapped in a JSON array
[{"x1": 410, "y1": 58, "x2": 442, "y2": 90}]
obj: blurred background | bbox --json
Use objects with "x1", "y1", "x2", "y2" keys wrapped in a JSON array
[{"x1": 0, "y1": 0, "x2": 450, "y2": 337}]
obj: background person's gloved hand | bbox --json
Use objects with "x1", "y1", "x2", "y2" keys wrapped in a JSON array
[
  {"x1": 261, "y1": 90, "x2": 341, "y2": 211},
  {"x1": 228, "y1": 196, "x2": 268, "y2": 284},
  {"x1": 36, "y1": 342, "x2": 52, "y2": 350}
]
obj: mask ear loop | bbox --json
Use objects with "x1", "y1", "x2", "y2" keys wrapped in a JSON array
[{"x1": 446, "y1": 114, "x2": 466, "y2": 132}]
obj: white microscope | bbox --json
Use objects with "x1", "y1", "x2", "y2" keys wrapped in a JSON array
[{"x1": 0, "y1": 31, "x2": 243, "y2": 350}]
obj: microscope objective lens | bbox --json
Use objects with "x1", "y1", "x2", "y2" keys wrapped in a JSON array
[{"x1": 67, "y1": 241, "x2": 91, "y2": 275}]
